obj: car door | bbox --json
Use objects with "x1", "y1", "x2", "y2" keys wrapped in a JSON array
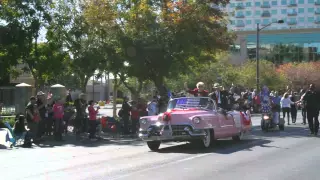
[{"x1": 218, "y1": 111, "x2": 236, "y2": 137}]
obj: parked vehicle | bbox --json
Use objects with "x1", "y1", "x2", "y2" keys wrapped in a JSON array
[
  {"x1": 139, "y1": 97, "x2": 252, "y2": 151},
  {"x1": 261, "y1": 111, "x2": 285, "y2": 132}
]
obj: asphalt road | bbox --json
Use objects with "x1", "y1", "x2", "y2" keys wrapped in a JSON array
[{"x1": 1, "y1": 111, "x2": 319, "y2": 180}]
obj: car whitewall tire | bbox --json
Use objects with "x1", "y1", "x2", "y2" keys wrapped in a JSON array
[
  {"x1": 232, "y1": 132, "x2": 243, "y2": 141},
  {"x1": 202, "y1": 129, "x2": 212, "y2": 148}
]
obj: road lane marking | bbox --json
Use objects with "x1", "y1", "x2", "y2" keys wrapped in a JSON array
[
  {"x1": 107, "y1": 128, "x2": 311, "y2": 180},
  {"x1": 107, "y1": 139, "x2": 269, "y2": 180}
]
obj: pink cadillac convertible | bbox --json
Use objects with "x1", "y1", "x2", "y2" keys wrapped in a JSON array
[{"x1": 139, "y1": 97, "x2": 252, "y2": 151}]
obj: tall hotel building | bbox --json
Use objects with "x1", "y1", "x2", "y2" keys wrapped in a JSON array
[{"x1": 223, "y1": 0, "x2": 320, "y2": 64}]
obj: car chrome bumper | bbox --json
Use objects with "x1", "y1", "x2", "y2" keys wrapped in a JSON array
[{"x1": 139, "y1": 125, "x2": 206, "y2": 141}]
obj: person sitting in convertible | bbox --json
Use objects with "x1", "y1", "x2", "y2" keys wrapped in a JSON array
[{"x1": 184, "y1": 82, "x2": 209, "y2": 97}]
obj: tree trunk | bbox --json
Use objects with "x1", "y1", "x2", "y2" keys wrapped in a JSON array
[
  {"x1": 80, "y1": 75, "x2": 90, "y2": 93},
  {"x1": 113, "y1": 75, "x2": 119, "y2": 117},
  {"x1": 34, "y1": 78, "x2": 39, "y2": 95}
]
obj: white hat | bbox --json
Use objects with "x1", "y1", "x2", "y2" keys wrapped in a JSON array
[{"x1": 37, "y1": 91, "x2": 45, "y2": 96}]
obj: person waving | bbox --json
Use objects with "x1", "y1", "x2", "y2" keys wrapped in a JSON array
[{"x1": 184, "y1": 82, "x2": 209, "y2": 97}]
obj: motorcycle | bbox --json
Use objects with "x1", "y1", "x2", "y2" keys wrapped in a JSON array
[{"x1": 261, "y1": 111, "x2": 285, "y2": 132}]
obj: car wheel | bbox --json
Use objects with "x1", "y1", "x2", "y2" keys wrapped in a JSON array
[
  {"x1": 201, "y1": 129, "x2": 212, "y2": 148},
  {"x1": 232, "y1": 132, "x2": 243, "y2": 141},
  {"x1": 279, "y1": 124, "x2": 284, "y2": 131},
  {"x1": 147, "y1": 141, "x2": 161, "y2": 151}
]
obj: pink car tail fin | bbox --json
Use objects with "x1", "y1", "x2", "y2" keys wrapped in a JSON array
[{"x1": 240, "y1": 111, "x2": 251, "y2": 126}]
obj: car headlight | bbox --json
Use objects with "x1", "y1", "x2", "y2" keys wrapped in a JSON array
[
  {"x1": 263, "y1": 115, "x2": 270, "y2": 120},
  {"x1": 140, "y1": 118, "x2": 148, "y2": 124},
  {"x1": 192, "y1": 117, "x2": 201, "y2": 124}
]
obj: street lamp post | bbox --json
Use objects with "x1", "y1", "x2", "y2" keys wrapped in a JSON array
[{"x1": 256, "y1": 20, "x2": 284, "y2": 91}]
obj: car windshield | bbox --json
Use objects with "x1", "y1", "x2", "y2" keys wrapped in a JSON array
[{"x1": 167, "y1": 97, "x2": 216, "y2": 111}]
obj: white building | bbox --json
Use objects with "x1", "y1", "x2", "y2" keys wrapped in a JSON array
[{"x1": 222, "y1": 0, "x2": 320, "y2": 64}]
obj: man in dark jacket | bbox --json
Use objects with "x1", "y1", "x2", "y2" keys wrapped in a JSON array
[
  {"x1": 121, "y1": 96, "x2": 131, "y2": 135},
  {"x1": 74, "y1": 93, "x2": 87, "y2": 135},
  {"x1": 209, "y1": 83, "x2": 230, "y2": 110},
  {"x1": 303, "y1": 84, "x2": 320, "y2": 135}
]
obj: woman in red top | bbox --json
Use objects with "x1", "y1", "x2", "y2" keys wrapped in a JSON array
[
  {"x1": 53, "y1": 98, "x2": 64, "y2": 141},
  {"x1": 184, "y1": 82, "x2": 209, "y2": 97},
  {"x1": 88, "y1": 100, "x2": 100, "y2": 139}
]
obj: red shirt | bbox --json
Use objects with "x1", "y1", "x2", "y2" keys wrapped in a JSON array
[
  {"x1": 53, "y1": 103, "x2": 64, "y2": 119},
  {"x1": 88, "y1": 106, "x2": 99, "y2": 120},
  {"x1": 131, "y1": 109, "x2": 139, "y2": 119},
  {"x1": 187, "y1": 88, "x2": 209, "y2": 97}
]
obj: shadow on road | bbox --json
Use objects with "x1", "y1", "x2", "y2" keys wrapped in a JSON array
[
  {"x1": 156, "y1": 138, "x2": 273, "y2": 155},
  {"x1": 8, "y1": 134, "x2": 143, "y2": 149},
  {"x1": 251, "y1": 124, "x2": 313, "y2": 138}
]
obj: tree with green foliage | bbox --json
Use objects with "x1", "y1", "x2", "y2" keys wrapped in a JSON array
[
  {"x1": 166, "y1": 53, "x2": 240, "y2": 92},
  {"x1": 83, "y1": 0, "x2": 235, "y2": 99},
  {"x1": 1, "y1": 0, "x2": 54, "y2": 88},
  {"x1": 166, "y1": 56, "x2": 287, "y2": 92},
  {"x1": 47, "y1": 0, "x2": 108, "y2": 92},
  {"x1": 25, "y1": 43, "x2": 70, "y2": 87},
  {"x1": 238, "y1": 60, "x2": 286, "y2": 90}
]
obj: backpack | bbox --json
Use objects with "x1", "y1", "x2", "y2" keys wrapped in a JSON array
[{"x1": 118, "y1": 109, "x2": 124, "y2": 117}]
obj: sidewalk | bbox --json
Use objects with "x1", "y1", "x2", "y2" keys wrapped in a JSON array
[{"x1": 0, "y1": 130, "x2": 141, "y2": 149}]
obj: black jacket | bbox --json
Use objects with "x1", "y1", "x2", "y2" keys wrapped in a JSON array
[
  {"x1": 303, "y1": 90, "x2": 320, "y2": 110},
  {"x1": 209, "y1": 90, "x2": 231, "y2": 109}
]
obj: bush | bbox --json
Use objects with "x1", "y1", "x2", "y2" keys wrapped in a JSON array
[
  {"x1": 2, "y1": 117, "x2": 15, "y2": 127},
  {"x1": 237, "y1": 60, "x2": 286, "y2": 90},
  {"x1": 277, "y1": 62, "x2": 320, "y2": 90},
  {"x1": 115, "y1": 98, "x2": 123, "y2": 104}
]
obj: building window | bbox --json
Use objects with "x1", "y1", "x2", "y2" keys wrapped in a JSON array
[
  {"x1": 271, "y1": 1, "x2": 278, "y2": 5},
  {"x1": 246, "y1": 11, "x2": 252, "y2": 16},
  {"x1": 230, "y1": 20, "x2": 235, "y2": 25},
  {"x1": 289, "y1": 0, "x2": 297, "y2": 4},
  {"x1": 298, "y1": 8, "x2": 304, "y2": 13},
  {"x1": 262, "y1": 1, "x2": 270, "y2": 5},
  {"x1": 246, "y1": 20, "x2": 252, "y2": 24},
  {"x1": 308, "y1": 0, "x2": 314, "y2": 3},
  {"x1": 236, "y1": 11, "x2": 244, "y2": 17},
  {"x1": 298, "y1": 0, "x2": 304, "y2": 3},
  {"x1": 308, "y1": 8, "x2": 314, "y2": 12},
  {"x1": 255, "y1": 2, "x2": 261, "y2": 6},
  {"x1": 271, "y1": 9, "x2": 277, "y2": 14},
  {"x1": 255, "y1": 19, "x2": 261, "y2": 24},
  {"x1": 246, "y1": 2, "x2": 252, "y2": 7},
  {"x1": 281, "y1": 0, "x2": 287, "y2": 5},
  {"x1": 288, "y1": 9, "x2": 297, "y2": 14},
  {"x1": 255, "y1": 10, "x2": 261, "y2": 15},
  {"x1": 272, "y1": 18, "x2": 277, "y2": 22},
  {"x1": 281, "y1": 9, "x2": 287, "y2": 14},
  {"x1": 308, "y1": 17, "x2": 314, "y2": 22},
  {"x1": 262, "y1": 19, "x2": 270, "y2": 25},
  {"x1": 230, "y1": 3, "x2": 235, "y2": 7},
  {"x1": 289, "y1": 18, "x2": 297, "y2": 21},
  {"x1": 298, "y1": 17, "x2": 304, "y2": 22}
]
